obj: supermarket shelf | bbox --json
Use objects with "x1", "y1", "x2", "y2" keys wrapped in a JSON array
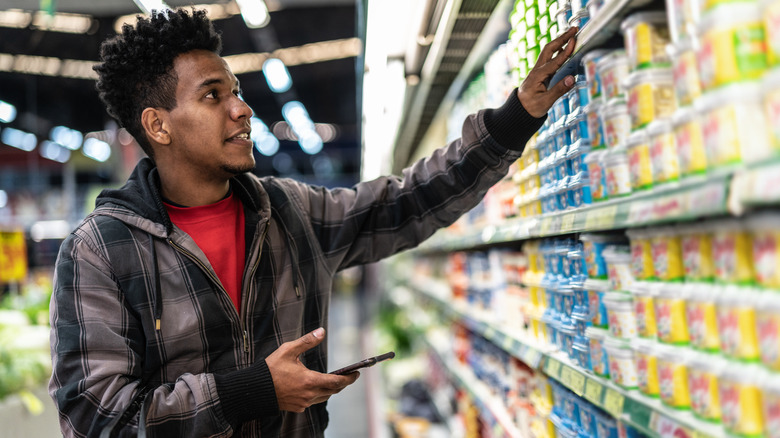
[
  {"x1": 549, "y1": 0, "x2": 662, "y2": 87},
  {"x1": 405, "y1": 277, "x2": 728, "y2": 438},
  {"x1": 421, "y1": 160, "x2": 780, "y2": 252}
]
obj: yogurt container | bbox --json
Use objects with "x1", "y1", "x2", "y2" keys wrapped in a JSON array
[
  {"x1": 756, "y1": 291, "x2": 780, "y2": 371},
  {"x1": 626, "y1": 228, "x2": 655, "y2": 281},
  {"x1": 748, "y1": 213, "x2": 780, "y2": 288},
  {"x1": 667, "y1": 39, "x2": 702, "y2": 107},
  {"x1": 762, "y1": 67, "x2": 780, "y2": 157},
  {"x1": 556, "y1": 1, "x2": 573, "y2": 34},
  {"x1": 566, "y1": 113, "x2": 589, "y2": 152},
  {"x1": 585, "y1": 278, "x2": 611, "y2": 327},
  {"x1": 603, "y1": 292, "x2": 638, "y2": 339},
  {"x1": 583, "y1": 50, "x2": 610, "y2": 102},
  {"x1": 710, "y1": 218, "x2": 755, "y2": 284},
  {"x1": 762, "y1": 372, "x2": 780, "y2": 438},
  {"x1": 697, "y1": 3, "x2": 768, "y2": 91},
  {"x1": 584, "y1": 100, "x2": 606, "y2": 149},
  {"x1": 648, "y1": 226, "x2": 685, "y2": 282},
  {"x1": 632, "y1": 338, "x2": 660, "y2": 397},
  {"x1": 553, "y1": 96, "x2": 571, "y2": 126},
  {"x1": 625, "y1": 129, "x2": 653, "y2": 190},
  {"x1": 678, "y1": 223, "x2": 715, "y2": 282},
  {"x1": 716, "y1": 286, "x2": 760, "y2": 361},
  {"x1": 656, "y1": 344, "x2": 692, "y2": 409},
  {"x1": 584, "y1": 149, "x2": 607, "y2": 201},
  {"x1": 569, "y1": 8, "x2": 590, "y2": 30},
  {"x1": 568, "y1": 81, "x2": 589, "y2": 115},
  {"x1": 586, "y1": 0, "x2": 604, "y2": 20},
  {"x1": 604, "y1": 147, "x2": 632, "y2": 197},
  {"x1": 671, "y1": 107, "x2": 707, "y2": 176},
  {"x1": 567, "y1": 137, "x2": 590, "y2": 176},
  {"x1": 763, "y1": 0, "x2": 780, "y2": 67},
  {"x1": 647, "y1": 119, "x2": 680, "y2": 184},
  {"x1": 594, "y1": 408, "x2": 619, "y2": 438},
  {"x1": 604, "y1": 336, "x2": 639, "y2": 388},
  {"x1": 687, "y1": 352, "x2": 725, "y2": 422},
  {"x1": 568, "y1": 172, "x2": 593, "y2": 208},
  {"x1": 625, "y1": 68, "x2": 676, "y2": 131},
  {"x1": 596, "y1": 51, "x2": 631, "y2": 100},
  {"x1": 718, "y1": 363, "x2": 767, "y2": 437},
  {"x1": 601, "y1": 99, "x2": 631, "y2": 149},
  {"x1": 654, "y1": 283, "x2": 691, "y2": 345},
  {"x1": 573, "y1": 334, "x2": 593, "y2": 371},
  {"x1": 581, "y1": 234, "x2": 626, "y2": 279},
  {"x1": 696, "y1": 82, "x2": 772, "y2": 167},
  {"x1": 630, "y1": 282, "x2": 658, "y2": 338},
  {"x1": 603, "y1": 244, "x2": 634, "y2": 291},
  {"x1": 586, "y1": 326, "x2": 611, "y2": 376},
  {"x1": 684, "y1": 284, "x2": 721, "y2": 352},
  {"x1": 621, "y1": 12, "x2": 672, "y2": 71},
  {"x1": 666, "y1": 0, "x2": 701, "y2": 42}
]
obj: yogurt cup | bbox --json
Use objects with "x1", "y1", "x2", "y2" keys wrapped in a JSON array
[
  {"x1": 594, "y1": 408, "x2": 619, "y2": 438},
  {"x1": 647, "y1": 119, "x2": 680, "y2": 184},
  {"x1": 624, "y1": 68, "x2": 676, "y2": 131},
  {"x1": 687, "y1": 351, "x2": 725, "y2": 422},
  {"x1": 582, "y1": 49, "x2": 611, "y2": 102},
  {"x1": 566, "y1": 113, "x2": 589, "y2": 152},
  {"x1": 756, "y1": 291, "x2": 780, "y2": 371},
  {"x1": 748, "y1": 213, "x2": 780, "y2": 288},
  {"x1": 569, "y1": 8, "x2": 590, "y2": 30},
  {"x1": 603, "y1": 292, "x2": 638, "y2": 339},
  {"x1": 718, "y1": 363, "x2": 767, "y2": 437},
  {"x1": 596, "y1": 51, "x2": 631, "y2": 100},
  {"x1": 716, "y1": 286, "x2": 760, "y2": 361},
  {"x1": 603, "y1": 244, "x2": 634, "y2": 291},
  {"x1": 656, "y1": 344, "x2": 692, "y2": 409},
  {"x1": 604, "y1": 336, "x2": 639, "y2": 388},
  {"x1": 584, "y1": 100, "x2": 606, "y2": 149},
  {"x1": 601, "y1": 98, "x2": 631, "y2": 149},
  {"x1": 762, "y1": 372, "x2": 780, "y2": 438},
  {"x1": 586, "y1": 326, "x2": 611, "y2": 376},
  {"x1": 556, "y1": 1, "x2": 573, "y2": 34},
  {"x1": 604, "y1": 147, "x2": 632, "y2": 197},
  {"x1": 621, "y1": 11, "x2": 672, "y2": 70},
  {"x1": 647, "y1": 226, "x2": 685, "y2": 282},
  {"x1": 584, "y1": 149, "x2": 607, "y2": 201},
  {"x1": 671, "y1": 107, "x2": 707, "y2": 176},
  {"x1": 581, "y1": 234, "x2": 626, "y2": 279},
  {"x1": 586, "y1": 0, "x2": 605, "y2": 22},
  {"x1": 568, "y1": 81, "x2": 589, "y2": 115},
  {"x1": 710, "y1": 218, "x2": 755, "y2": 284},
  {"x1": 684, "y1": 283, "x2": 721, "y2": 352},
  {"x1": 762, "y1": 0, "x2": 780, "y2": 67},
  {"x1": 568, "y1": 172, "x2": 593, "y2": 208},
  {"x1": 654, "y1": 283, "x2": 691, "y2": 345},
  {"x1": 585, "y1": 278, "x2": 611, "y2": 327},
  {"x1": 566, "y1": 137, "x2": 590, "y2": 176},
  {"x1": 626, "y1": 228, "x2": 655, "y2": 281},
  {"x1": 762, "y1": 67, "x2": 780, "y2": 156},
  {"x1": 625, "y1": 129, "x2": 653, "y2": 190},
  {"x1": 632, "y1": 337, "x2": 660, "y2": 397},
  {"x1": 630, "y1": 282, "x2": 658, "y2": 338},
  {"x1": 678, "y1": 223, "x2": 715, "y2": 282},
  {"x1": 697, "y1": 3, "x2": 768, "y2": 91},
  {"x1": 666, "y1": 0, "x2": 702, "y2": 42},
  {"x1": 667, "y1": 39, "x2": 702, "y2": 107}
]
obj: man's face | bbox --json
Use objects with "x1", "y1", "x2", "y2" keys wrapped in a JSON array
[{"x1": 163, "y1": 49, "x2": 255, "y2": 178}]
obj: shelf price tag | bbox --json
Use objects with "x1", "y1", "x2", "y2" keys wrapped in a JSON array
[
  {"x1": 597, "y1": 205, "x2": 618, "y2": 229},
  {"x1": 561, "y1": 213, "x2": 576, "y2": 233},
  {"x1": 567, "y1": 368, "x2": 586, "y2": 395},
  {"x1": 584, "y1": 210, "x2": 599, "y2": 230},
  {"x1": 603, "y1": 388, "x2": 625, "y2": 418},
  {"x1": 584, "y1": 379, "x2": 604, "y2": 405},
  {"x1": 545, "y1": 358, "x2": 562, "y2": 378}
]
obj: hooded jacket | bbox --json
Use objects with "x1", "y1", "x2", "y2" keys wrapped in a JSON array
[{"x1": 48, "y1": 93, "x2": 544, "y2": 437}]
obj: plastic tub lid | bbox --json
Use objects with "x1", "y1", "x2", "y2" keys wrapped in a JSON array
[
  {"x1": 602, "y1": 291, "x2": 634, "y2": 308},
  {"x1": 757, "y1": 290, "x2": 780, "y2": 313},
  {"x1": 629, "y1": 281, "x2": 657, "y2": 296},
  {"x1": 568, "y1": 172, "x2": 588, "y2": 189},
  {"x1": 653, "y1": 283, "x2": 687, "y2": 300},
  {"x1": 585, "y1": 326, "x2": 610, "y2": 340},
  {"x1": 602, "y1": 244, "x2": 632, "y2": 262},
  {"x1": 583, "y1": 278, "x2": 612, "y2": 291},
  {"x1": 583, "y1": 100, "x2": 603, "y2": 114},
  {"x1": 624, "y1": 68, "x2": 674, "y2": 89},
  {"x1": 569, "y1": 8, "x2": 589, "y2": 23},
  {"x1": 625, "y1": 129, "x2": 649, "y2": 148},
  {"x1": 604, "y1": 146, "x2": 629, "y2": 165},
  {"x1": 620, "y1": 10, "x2": 668, "y2": 32},
  {"x1": 631, "y1": 337, "x2": 657, "y2": 355},
  {"x1": 763, "y1": 66, "x2": 780, "y2": 92},
  {"x1": 655, "y1": 344, "x2": 691, "y2": 363},
  {"x1": 566, "y1": 110, "x2": 587, "y2": 126},
  {"x1": 694, "y1": 82, "x2": 763, "y2": 112},
  {"x1": 555, "y1": 147, "x2": 570, "y2": 164},
  {"x1": 581, "y1": 49, "x2": 611, "y2": 66},
  {"x1": 603, "y1": 335, "x2": 633, "y2": 353},
  {"x1": 584, "y1": 148, "x2": 606, "y2": 164},
  {"x1": 685, "y1": 283, "x2": 722, "y2": 301},
  {"x1": 687, "y1": 351, "x2": 727, "y2": 373},
  {"x1": 720, "y1": 362, "x2": 770, "y2": 386},
  {"x1": 716, "y1": 285, "x2": 763, "y2": 306},
  {"x1": 601, "y1": 98, "x2": 629, "y2": 118},
  {"x1": 698, "y1": 2, "x2": 762, "y2": 33},
  {"x1": 671, "y1": 106, "x2": 699, "y2": 128},
  {"x1": 567, "y1": 138, "x2": 592, "y2": 158},
  {"x1": 595, "y1": 50, "x2": 628, "y2": 72},
  {"x1": 646, "y1": 118, "x2": 674, "y2": 136}
]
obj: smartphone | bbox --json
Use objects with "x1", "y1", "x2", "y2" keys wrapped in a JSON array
[{"x1": 329, "y1": 351, "x2": 395, "y2": 375}]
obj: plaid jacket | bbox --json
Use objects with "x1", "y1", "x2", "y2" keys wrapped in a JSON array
[{"x1": 49, "y1": 95, "x2": 543, "y2": 437}]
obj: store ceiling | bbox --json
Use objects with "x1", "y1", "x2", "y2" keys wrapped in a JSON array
[{"x1": 0, "y1": 0, "x2": 363, "y2": 187}]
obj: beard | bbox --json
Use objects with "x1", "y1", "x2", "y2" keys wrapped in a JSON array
[{"x1": 221, "y1": 158, "x2": 256, "y2": 176}]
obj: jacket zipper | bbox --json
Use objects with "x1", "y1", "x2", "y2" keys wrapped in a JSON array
[{"x1": 241, "y1": 222, "x2": 270, "y2": 353}]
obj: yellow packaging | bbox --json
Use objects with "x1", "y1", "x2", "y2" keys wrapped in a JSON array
[
  {"x1": 649, "y1": 227, "x2": 685, "y2": 281},
  {"x1": 762, "y1": 374, "x2": 780, "y2": 438},
  {"x1": 627, "y1": 229, "x2": 655, "y2": 280},
  {"x1": 620, "y1": 12, "x2": 672, "y2": 70},
  {"x1": 625, "y1": 69, "x2": 676, "y2": 130},
  {"x1": 716, "y1": 287, "x2": 760, "y2": 361},
  {"x1": 672, "y1": 107, "x2": 707, "y2": 176},
  {"x1": 648, "y1": 119, "x2": 680, "y2": 184},
  {"x1": 697, "y1": 4, "x2": 768, "y2": 90},
  {"x1": 764, "y1": 68, "x2": 780, "y2": 154},
  {"x1": 655, "y1": 285, "x2": 690, "y2": 344},
  {"x1": 633, "y1": 338, "x2": 660, "y2": 397},
  {"x1": 710, "y1": 219, "x2": 755, "y2": 284},
  {"x1": 679, "y1": 224, "x2": 715, "y2": 282},
  {"x1": 762, "y1": 0, "x2": 780, "y2": 67},
  {"x1": 630, "y1": 282, "x2": 658, "y2": 338},
  {"x1": 625, "y1": 130, "x2": 653, "y2": 190},
  {"x1": 657, "y1": 346, "x2": 691, "y2": 409},
  {"x1": 749, "y1": 213, "x2": 780, "y2": 288},
  {"x1": 687, "y1": 353, "x2": 725, "y2": 422},
  {"x1": 685, "y1": 285, "x2": 721, "y2": 352},
  {"x1": 718, "y1": 365, "x2": 766, "y2": 437},
  {"x1": 756, "y1": 292, "x2": 780, "y2": 371}
]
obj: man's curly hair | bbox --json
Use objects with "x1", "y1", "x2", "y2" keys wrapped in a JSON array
[{"x1": 93, "y1": 9, "x2": 222, "y2": 158}]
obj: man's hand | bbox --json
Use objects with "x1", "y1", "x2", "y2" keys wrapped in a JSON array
[
  {"x1": 518, "y1": 26, "x2": 579, "y2": 118},
  {"x1": 266, "y1": 328, "x2": 360, "y2": 413}
]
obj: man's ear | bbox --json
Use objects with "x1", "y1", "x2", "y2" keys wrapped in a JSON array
[{"x1": 141, "y1": 108, "x2": 171, "y2": 145}]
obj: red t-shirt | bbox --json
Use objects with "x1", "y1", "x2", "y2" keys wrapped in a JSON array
[{"x1": 165, "y1": 192, "x2": 246, "y2": 313}]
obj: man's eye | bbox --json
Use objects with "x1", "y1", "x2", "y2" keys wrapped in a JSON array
[{"x1": 206, "y1": 90, "x2": 218, "y2": 99}]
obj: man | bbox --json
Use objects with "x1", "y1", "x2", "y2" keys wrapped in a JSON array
[{"x1": 48, "y1": 8, "x2": 577, "y2": 438}]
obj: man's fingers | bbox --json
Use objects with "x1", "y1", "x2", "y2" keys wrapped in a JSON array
[
  {"x1": 538, "y1": 27, "x2": 578, "y2": 66},
  {"x1": 543, "y1": 75, "x2": 576, "y2": 109},
  {"x1": 285, "y1": 327, "x2": 326, "y2": 356}
]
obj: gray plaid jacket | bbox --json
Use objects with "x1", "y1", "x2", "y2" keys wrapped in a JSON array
[{"x1": 49, "y1": 98, "x2": 543, "y2": 437}]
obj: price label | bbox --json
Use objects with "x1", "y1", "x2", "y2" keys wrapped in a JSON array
[
  {"x1": 560, "y1": 366, "x2": 571, "y2": 386},
  {"x1": 603, "y1": 388, "x2": 625, "y2": 418},
  {"x1": 584, "y1": 379, "x2": 604, "y2": 404},
  {"x1": 561, "y1": 213, "x2": 576, "y2": 233},
  {"x1": 597, "y1": 205, "x2": 618, "y2": 229},
  {"x1": 502, "y1": 334, "x2": 514, "y2": 351},
  {"x1": 545, "y1": 358, "x2": 562, "y2": 377},
  {"x1": 584, "y1": 210, "x2": 599, "y2": 230},
  {"x1": 567, "y1": 368, "x2": 586, "y2": 395},
  {"x1": 483, "y1": 326, "x2": 496, "y2": 341},
  {"x1": 540, "y1": 218, "x2": 552, "y2": 235}
]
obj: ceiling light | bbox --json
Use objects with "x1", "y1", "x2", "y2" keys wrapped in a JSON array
[
  {"x1": 236, "y1": 0, "x2": 270, "y2": 28},
  {"x1": 132, "y1": 0, "x2": 170, "y2": 14},
  {"x1": 282, "y1": 101, "x2": 323, "y2": 155},
  {"x1": 0, "y1": 9, "x2": 32, "y2": 28},
  {"x1": 0, "y1": 100, "x2": 17, "y2": 123},
  {"x1": 2, "y1": 127, "x2": 37, "y2": 151},
  {"x1": 82, "y1": 137, "x2": 111, "y2": 162},
  {"x1": 298, "y1": 130, "x2": 323, "y2": 155},
  {"x1": 50, "y1": 126, "x2": 83, "y2": 150},
  {"x1": 31, "y1": 11, "x2": 95, "y2": 34},
  {"x1": 30, "y1": 220, "x2": 71, "y2": 241},
  {"x1": 262, "y1": 58, "x2": 292, "y2": 93},
  {"x1": 0, "y1": 190, "x2": 7, "y2": 209},
  {"x1": 40, "y1": 141, "x2": 71, "y2": 163},
  {"x1": 251, "y1": 117, "x2": 279, "y2": 156}
]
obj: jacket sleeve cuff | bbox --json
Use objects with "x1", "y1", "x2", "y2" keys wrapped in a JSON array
[
  {"x1": 215, "y1": 359, "x2": 279, "y2": 428},
  {"x1": 482, "y1": 88, "x2": 546, "y2": 151}
]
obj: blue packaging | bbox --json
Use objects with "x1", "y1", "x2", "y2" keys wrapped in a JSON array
[
  {"x1": 568, "y1": 81, "x2": 590, "y2": 113},
  {"x1": 577, "y1": 398, "x2": 598, "y2": 437},
  {"x1": 594, "y1": 408, "x2": 619, "y2": 438},
  {"x1": 573, "y1": 335, "x2": 593, "y2": 370},
  {"x1": 569, "y1": 172, "x2": 593, "y2": 208}
]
